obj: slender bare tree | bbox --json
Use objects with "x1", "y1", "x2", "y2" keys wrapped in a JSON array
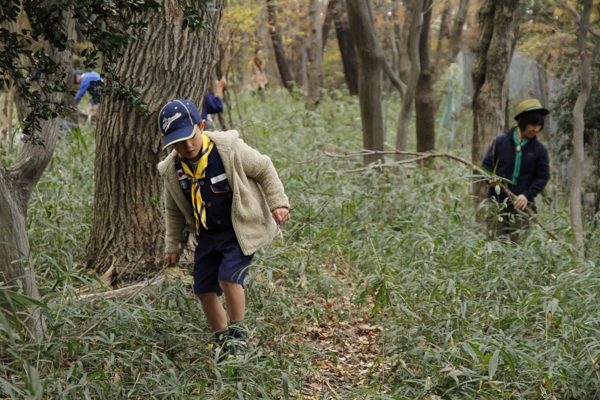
[
  {"x1": 84, "y1": 0, "x2": 224, "y2": 275},
  {"x1": 566, "y1": 0, "x2": 600, "y2": 256},
  {"x1": 0, "y1": 12, "x2": 75, "y2": 340},
  {"x1": 415, "y1": 0, "x2": 435, "y2": 153},
  {"x1": 434, "y1": 0, "x2": 471, "y2": 82},
  {"x1": 471, "y1": 0, "x2": 520, "y2": 202},
  {"x1": 395, "y1": 0, "x2": 424, "y2": 161},
  {"x1": 307, "y1": 0, "x2": 325, "y2": 106},
  {"x1": 346, "y1": 0, "x2": 407, "y2": 165},
  {"x1": 267, "y1": 0, "x2": 294, "y2": 90},
  {"x1": 332, "y1": 0, "x2": 359, "y2": 95}
]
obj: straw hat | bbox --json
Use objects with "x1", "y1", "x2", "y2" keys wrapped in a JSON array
[{"x1": 514, "y1": 99, "x2": 549, "y2": 120}]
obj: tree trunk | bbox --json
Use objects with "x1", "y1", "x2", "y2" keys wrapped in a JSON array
[
  {"x1": 83, "y1": 0, "x2": 224, "y2": 276},
  {"x1": 570, "y1": 0, "x2": 600, "y2": 256},
  {"x1": 471, "y1": 0, "x2": 520, "y2": 202},
  {"x1": 346, "y1": 0, "x2": 389, "y2": 165},
  {"x1": 267, "y1": 0, "x2": 294, "y2": 90},
  {"x1": 445, "y1": 0, "x2": 471, "y2": 71},
  {"x1": 433, "y1": 5, "x2": 450, "y2": 70},
  {"x1": 415, "y1": 1, "x2": 435, "y2": 153},
  {"x1": 395, "y1": 0, "x2": 424, "y2": 161},
  {"x1": 294, "y1": 41, "x2": 308, "y2": 89},
  {"x1": 0, "y1": 15, "x2": 74, "y2": 340},
  {"x1": 307, "y1": 0, "x2": 324, "y2": 106},
  {"x1": 397, "y1": 1, "x2": 414, "y2": 84},
  {"x1": 322, "y1": 0, "x2": 338, "y2": 52},
  {"x1": 333, "y1": 0, "x2": 359, "y2": 95}
]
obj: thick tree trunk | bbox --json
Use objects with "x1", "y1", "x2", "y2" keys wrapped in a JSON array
[
  {"x1": 347, "y1": 0, "x2": 398, "y2": 164},
  {"x1": 415, "y1": 1, "x2": 435, "y2": 153},
  {"x1": 0, "y1": 15, "x2": 74, "y2": 340},
  {"x1": 267, "y1": 0, "x2": 294, "y2": 90},
  {"x1": 471, "y1": 0, "x2": 520, "y2": 202},
  {"x1": 83, "y1": 0, "x2": 224, "y2": 275},
  {"x1": 570, "y1": 0, "x2": 600, "y2": 256},
  {"x1": 307, "y1": 0, "x2": 324, "y2": 106},
  {"x1": 395, "y1": 0, "x2": 424, "y2": 160},
  {"x1": 333, "y1": 0, "x2": 359, "y2": 95}
]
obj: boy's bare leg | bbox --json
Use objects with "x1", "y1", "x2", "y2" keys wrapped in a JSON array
[
  {"x1": 219, "y1": 281, "x2": 245, "y2": 323},
  {"x1": 197, "y1": 292, "x2": 228, "y2": 332}
]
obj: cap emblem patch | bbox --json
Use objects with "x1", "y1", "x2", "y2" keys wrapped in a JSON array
[{"x1": 162, "y1": 112, "x2": 182, "y2": 132}]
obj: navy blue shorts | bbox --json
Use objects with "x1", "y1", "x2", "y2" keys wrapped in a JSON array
[{"x1": 193, "y1": 228, "x2": 254, "y2": 295}]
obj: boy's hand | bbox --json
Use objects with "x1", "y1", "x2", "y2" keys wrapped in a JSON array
[
  {"x1": 165, "y1": 253, "x2": 180, "y2": 266},
  {"x1": 272, "y1": 207, "x2": 290, "y2": 225}
]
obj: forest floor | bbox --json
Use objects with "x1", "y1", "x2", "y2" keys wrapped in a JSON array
[{"x1": 2, "y1": 89, "x2": 600, "y2": 399}]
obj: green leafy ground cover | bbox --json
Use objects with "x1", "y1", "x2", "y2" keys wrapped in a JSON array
[{"x1": 1, "y1": 90, "x2": 600, "y2": 399}]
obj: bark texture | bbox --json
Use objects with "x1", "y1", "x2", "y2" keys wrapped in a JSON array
[
  {"x1": 307, "y1": 0, "x2": 325, "y2": 106},
  {"x1": 415, "y1": 1, "x2": 435, "y2": 153},
  {"x1": 267, "y1": 0, "x2": 294, "y2": 90},
  {"x1": 395, "y1": 0, "x2": 424, "y2": 161},
  {"x1": 570, "y1": 0, "x2": 600, "y2": 255},
  {"x1": 83, "y1": 0, "x2": 224, "y2": 275},
  {"x1": 333, "y1": 0, "x2": 359, "y2": 95},
  {"x1": 0, "y1": 14, "x2": 74, "y2": 340},
  {"x1": 346, "y1": 0, "x2": 386, "y2": 164},
  {"x1": 471, "y1": 0, "x2": 520, "y2": 202}
]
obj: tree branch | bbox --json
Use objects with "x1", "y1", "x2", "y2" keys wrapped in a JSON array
[
  {"x1": 321, "y1": 149, "x2": 567, "y2": 245},
  {"x1": 382, "y1": 55, "x2": 407, "y2": 96},
  {"x1": 564, "y1": 0, "x2": 600, "y2": 38}
]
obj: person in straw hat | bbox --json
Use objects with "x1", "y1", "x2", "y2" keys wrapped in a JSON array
[{"x1": 482, "y1": 99, "x2": 551, "y2": 242}]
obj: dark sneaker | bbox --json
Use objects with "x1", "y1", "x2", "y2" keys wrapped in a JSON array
[
  {"x1": 211, "y1": 329, "x2": 229, "y2": 362},
  {"x1": 227, "y1": 323, "x2": 248, "y2": 356}
]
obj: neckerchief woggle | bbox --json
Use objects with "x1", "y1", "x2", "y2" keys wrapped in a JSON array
[
  {"x1": 512, "y1": 128, "x2": 530, "y2": 185},
  {"x1": 179, "y1": 129, "x2": 214, "y2": 231}
]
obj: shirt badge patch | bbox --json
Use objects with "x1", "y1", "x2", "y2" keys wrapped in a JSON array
[
  {"x1": 180, "y1": 180, "x2": 188, "y2": 190},
  {"x1": 211, "y1": 173, "x2": 227, "y2": 184},
  {"x1": 176, "y1": 169, "x2": 188, "y2": 180}
]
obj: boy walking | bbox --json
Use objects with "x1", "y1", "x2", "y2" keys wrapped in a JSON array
[{"x1": 157, "y1": 99, "x2": 290, "y2": 353}]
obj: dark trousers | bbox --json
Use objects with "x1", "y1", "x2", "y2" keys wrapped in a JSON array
[{"x1": 485, "y1": 205, "x2": 531, "y2": 243}]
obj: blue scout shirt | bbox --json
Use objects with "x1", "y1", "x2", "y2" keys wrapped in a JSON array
[
  {"x1": 76, "y1": 71, "x2": 103, "y2": 105},
  {"x1": 482, "y1": 127, "x2": 550, "y2": 204},
  {"x1": 176, "y1": 146, "x2": 233, "y2": 230},
  {"x1": 202, "y1": 91, "x2": 223, "y2": 121}
]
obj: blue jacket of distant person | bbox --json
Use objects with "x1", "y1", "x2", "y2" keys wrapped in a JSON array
[
  {"x1": 76, "y1": 71, "x2": 103, "y2": 105},
  {"x1": 202, "y1": 91, "x2": 223, "y2": 121},
  {"x1": 482, "y1": 127, "x2": 550, "y2": 204}
]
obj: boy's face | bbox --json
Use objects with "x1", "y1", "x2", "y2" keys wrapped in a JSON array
[{"x1": 163, "y1": 120, "x2": 206, "y2": 162}]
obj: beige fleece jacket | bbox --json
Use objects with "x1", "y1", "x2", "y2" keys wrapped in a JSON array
[{"x1": 157, "y1": 130, "x2": 289, "y2": 256}]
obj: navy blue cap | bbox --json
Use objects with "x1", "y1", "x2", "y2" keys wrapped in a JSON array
[
  {"x1": 73, "y1": 70, "x2": 82, "y2": 83},
  {"x1": 158, "y1": 99, "x2": 202, "y2": 150}
]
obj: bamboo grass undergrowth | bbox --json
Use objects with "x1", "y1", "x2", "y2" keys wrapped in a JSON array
[{"x1": 1, "y1": 89, "x2": 599, "y2": 399}]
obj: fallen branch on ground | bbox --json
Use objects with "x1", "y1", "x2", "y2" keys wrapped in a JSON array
[
  {"x1": 321, "y1": 149, "x2": 567, "y2": 246},
  {"x1": 73, "y1": 262, "x2": 170, "y2": 339}
]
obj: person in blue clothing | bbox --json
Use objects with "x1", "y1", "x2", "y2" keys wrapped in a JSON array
[
  {"x1": 73, "y1": 70, "x2": 103, "y2": 105},
  {"x1": 73, "y1": 70, "x2": 103, "y2": 122},
  {"x1": 203, "y1": 77, "x2": 227, "y2": 130},
  {"x1": 482, "y1": 99, "x2": 551, "y2": 242}
]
